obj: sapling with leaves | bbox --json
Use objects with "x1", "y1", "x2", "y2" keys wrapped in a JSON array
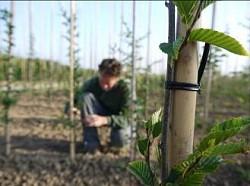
[
  {"x1": 115, "y1": 13, "x2": 147, "y2": 160},
  {"x1": 128, "y1": 111, "x2": 250, "y2": 186},
  {"x1": 0, "y1": 3, "x2": 16, "y2": 156},
  {"x1": 61, "y1": 2, "x2": 81, "y2": 161},
  {"x1": 160, "y1": 0, "x2": 249, "y2": 170},
  {"x1": 128, "y1": 0, "x2": 250, "y2": 185}
]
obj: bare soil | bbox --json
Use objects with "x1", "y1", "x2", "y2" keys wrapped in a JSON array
[{"x1": 0, "y1": 91, "x2": 249, "y2": 186}]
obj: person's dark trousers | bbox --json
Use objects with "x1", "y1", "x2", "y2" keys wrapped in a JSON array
[{"x1": 80, "y1": 92, "x2": 127, "y2": 151}]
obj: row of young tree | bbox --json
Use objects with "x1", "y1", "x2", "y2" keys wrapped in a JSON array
[
  {"x1": 0, "y1": 1, "x2": 249, "y2": 185},
  {"x1": 0, "y1": 1, "x2": 154, "y2": 162}
]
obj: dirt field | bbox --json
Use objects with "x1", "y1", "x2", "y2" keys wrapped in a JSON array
[{"x1": 0, "y1": 91, "x2": 249, "y2": 186}]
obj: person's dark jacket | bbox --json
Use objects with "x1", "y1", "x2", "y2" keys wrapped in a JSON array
[{"x1": 75, "y1": 76, "x2": 129, "y2": 128}]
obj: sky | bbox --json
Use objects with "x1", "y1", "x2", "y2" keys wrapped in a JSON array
[{"x1": 0, "y1": 1, "x2": 249, "y2": 75}]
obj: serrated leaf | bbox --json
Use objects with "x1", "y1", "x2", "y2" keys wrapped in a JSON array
[
  {"x1": 189, "y1": 29, "x2": 250, "y2": 56},
  {"x1": 127, "y1": 160, "x2": 155, "y2": 186},
  {"x1": 197, "y1": 156, "x2": 223, "y2": 172},
  {"x1": 204, "y1": 141, "x2": 249, "y2": 156},
  {"x1": 211, "y1": 117, "x2": 250, "y2": 133},
  {"x1": 144, "y1": 108, "x2": 162, "y2": 130},
  {"x1": 152, "y1": 121, "x2": 162, "y2": 138},
  {"x1": 173, "y1": 1, "x2": 214, "y2": 25},
  {"x1": 180, "y1": 171, "x2": 205, "y2": 186},
  {"x1": 198, "y1": 129, "x2": 243, "y2": 152},
  {"x1": 178, "y1": 156, "x2": 223, "y2": 185},
  {"x1": 159, "y1": 37, "x2": 184, "y2": 60},
  {"x1": 138, "y1": 138, "x2": 149, "y2": 156},
  {"x1": 173, "y1": 1, "x2": 197, "y2": 25},
  {"x1": 197, "y1": 117, "x2": 250, "y2": 151}
]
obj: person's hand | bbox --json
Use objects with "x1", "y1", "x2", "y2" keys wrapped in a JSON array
[
  {"x1": 72, "y1": 107, "x2": 80, "y2": 115},
  {"x1": 83, "y1": 114, "x2": 108, "y2": 127},
  {"x1": 64, "y1": 107, "x2": 80, "y2": 119}
]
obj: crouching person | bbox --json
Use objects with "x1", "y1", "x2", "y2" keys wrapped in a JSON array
[{"x1": 77, "y1": 58, "x2": 130, "y2": 153}]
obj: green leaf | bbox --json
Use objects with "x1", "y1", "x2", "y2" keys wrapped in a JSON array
[
  {"x1": 138, "y1": 138, "x2": 149, "y2": 156},
  {"x1": 159, "y1": 37, "x2": 184, "y2": 60},
  {"x1": 181, "y1": 171, "x2": 205, "y2": 186},
  {"x1": 152, "y1": 121, "x2": 162, "y2": 138},
  {"x1": 173, "y1": 1, "x2": 214, "y2": 25},
  {"x1": 198, "y1": 129, "x2": 244, "y2": 152},
  {"x1": 179, "y1": 156, "x2": 223, "y2": 186},
  {"x1": 127, "y1": 160, "x2": 156, "y2": 186},
  {"x1": 167, "y1": 151, "x2": 202, "y2": 183},
  {"x1": 144, "y1": 108, "x2": 162, "y2": 130},
  {"x1": 211, "y1": 117, "x2": 250, "y2": 133},
  {"x1": 204, "y1": 141, "x2": 249, "y2": 156},
  {"x1": 173, "y1": 1, "x2": 197, "y2": 25},
  {"x1": 188, "y1": 29, "x2": 250, "y2": 56},
  {"x1": 197, "y1": 117, "x2": 250, "y2": 151},
  {"x1": 197, "y1": 156, "x2": 223, "y2": 172}
]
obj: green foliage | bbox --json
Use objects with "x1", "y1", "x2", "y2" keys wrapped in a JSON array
[
  {"x1": 0, "y1": 7, "x2": 16, "y2": 130},
  {"x1": 189, "y1": 29, "x2": 249, "y2": 56},
  {"x1": 173, "y1": 0, "x2": 214, "y2": 25},
  {"x1": 128, "y1": 115, "x2": 250, "y2": 186},
  {"x1": 138, "y1": 138, "x2": 149, "y2": 156},
  {"x1": 1, "y1": 95, "x2": 16, "y2": 108},
  {"x1": 166, "y1": 117, "x2": 250, "y2": 186},
  {"x1": 198, "y1": 117, "x2": 250, "y2": 151},
  {"x1": 144, "y1": 108, "x2": 163, "y2": 138},
  {"x1": 159, "y1": 37, "x2": 184, "y2": 60},
  {"x1": 128, "y1": 160, "x2": 156, "y2": 186}
]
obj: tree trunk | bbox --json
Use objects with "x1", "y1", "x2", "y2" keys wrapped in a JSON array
[
  {"x1": 144, "y1": 1, "x2": 152, "y2": 119},
  {"x1": 167, "y1": 16, "x2": 200, "y2": 169},
  {"x1": 48, "y1": 8, "x2": 54, "y2": 102},
  {"x1": 130, "y1": 0, "x2": 137, "y2": 161},
  {"x1": 28, "y1": 1, "x2": 33, "y2": 83},
  {"x1": 119, "y1": 1, "x2": 124, "y2": 60},
  {"x1": 204, "y1": 2, "x2": 217, "y2": 124},
  {"x1": 5, "y1": 1, "x2": 15, "y2": 156},
  {"x1": 69, "y1": 0, "x2": 76, "y2": 161}
]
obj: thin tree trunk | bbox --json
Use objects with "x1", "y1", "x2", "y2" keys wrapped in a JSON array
[
  {"x1": 69, "y1": 0, "x2": 76, "y2": 161},
  {"x1": 144, "y1": 1, "x2": 152, "y2": 119},
  {"x1": 161, "y1": 0, "x2": 175, "y2": 182},
  {"x1": 204, "y1": 2, "x2": 216, "y2": 124},
  {"x1": 167, "y1": 16, "x2": 200, "y2": 169},
  {"x1": 89, "y1": 20, "x2": 93, "y2": 70},
  {"x1": 119, "y1": 1, "x2": 124, "y2": 60},
  {"x1": 48, "y1": 7, "x2": 54, "y2": 102},
  {"x1": 27, "y1": 1, "x2": 33, "y2": 84},
  {"x1": 130, "y1": 0, "x2": 137, "y2": 161},
  {"x1": 5, "y1": 1, "x2": 15, "y2": 156}
]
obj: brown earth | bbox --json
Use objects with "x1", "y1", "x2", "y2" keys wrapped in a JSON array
[{"x1": 0, "y1": 91, "x2": 249, "y2": 186}]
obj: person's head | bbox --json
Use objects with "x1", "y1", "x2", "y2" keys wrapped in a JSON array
[{"x1": 98, "y1": 58, "x2": 122, "y2": 91}]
